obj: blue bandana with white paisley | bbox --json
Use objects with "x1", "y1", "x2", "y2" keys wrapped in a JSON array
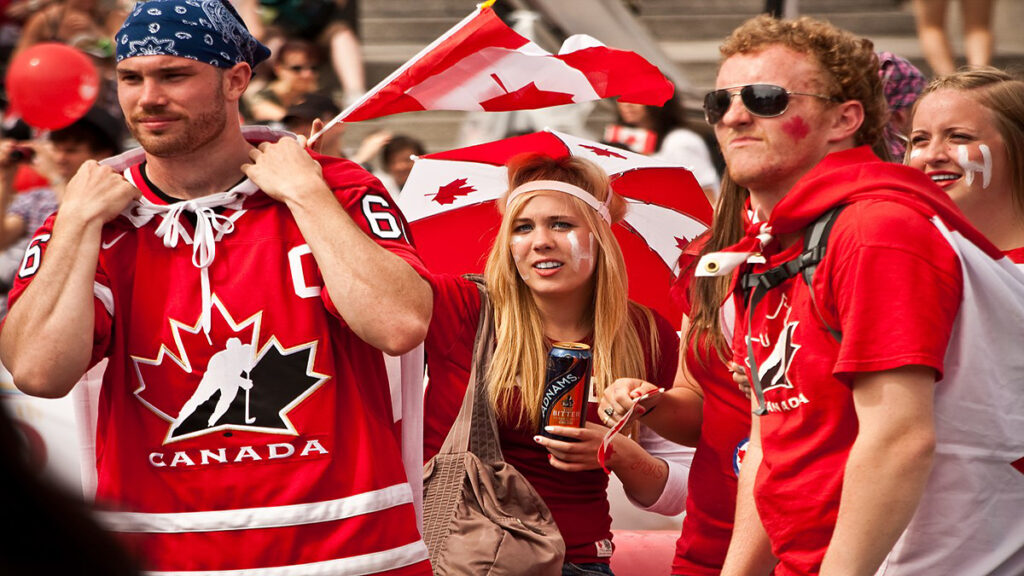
[{"x1": 115, "y1": 0, "x2": 270, "y2": 69}]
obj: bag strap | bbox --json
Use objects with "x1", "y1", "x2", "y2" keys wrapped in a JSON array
[
  {"x1": 739, "y1": 205, "x2": 846, "y2": 415},
  {"x1": 422, "y1": 276, "x2": 508, "y2": 566},
  {"x1": 436, "y1": 274, "x2": 504, "y2": 463}
]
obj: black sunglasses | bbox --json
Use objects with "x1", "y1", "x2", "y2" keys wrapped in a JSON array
[{"x1": 703, "y1": 84, "x2": 838, "y2": 125}]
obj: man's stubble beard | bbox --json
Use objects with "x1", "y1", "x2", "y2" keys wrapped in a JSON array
[{"x1": 130, "y1": 86, "x2": 228, "y2": 158}]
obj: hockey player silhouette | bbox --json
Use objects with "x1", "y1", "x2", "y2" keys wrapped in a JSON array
[{"x1": 172, "y1": 338, "x2": 255, "y2": 431}]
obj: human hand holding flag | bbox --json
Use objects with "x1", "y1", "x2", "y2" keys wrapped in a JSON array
[
  {"x1": 597, "y1": 388, "x2": 663, "y2": 474},
  {"x1": 311, "y1": 0, "x2": 673, "y2": 141}
]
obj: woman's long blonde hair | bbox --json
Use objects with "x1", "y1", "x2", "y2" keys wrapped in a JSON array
[
  {"x1": 483, "y1": 153, "x2": 658, "y2": 428},
  {"x1": 685, "y1": 173, "x2": 748, "y2": 365}
]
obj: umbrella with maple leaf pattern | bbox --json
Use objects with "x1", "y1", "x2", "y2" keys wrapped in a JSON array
[{"x1": 397, "y1": 129, "x2": 712, "y2": 328}]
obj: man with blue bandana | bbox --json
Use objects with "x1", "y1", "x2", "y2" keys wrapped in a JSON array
[{"x1": 0, "y1": 1, "x2": 434, "y2": 574}]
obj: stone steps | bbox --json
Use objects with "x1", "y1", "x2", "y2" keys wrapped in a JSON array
[
  {"x1": 642, "y1": 10, "x2": 916, "y2": 41},
  {"x1": 637, "y1": 0, "x2": 900, "y2": 14},
  {"x1": 361, "y1": 0, "x2": 479, "y2": 18},
  {"x1": 362, "y1": 16, "x2": 466, "y2": 45}
]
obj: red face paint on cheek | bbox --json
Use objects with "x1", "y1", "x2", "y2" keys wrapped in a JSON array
[{"x1": 782, "y1": 116, "x2": 811, "y2": 141}]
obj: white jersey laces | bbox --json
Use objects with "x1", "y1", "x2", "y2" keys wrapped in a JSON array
[{"x1": 121, "y1": 183, "x2": 255, "y2": 339}]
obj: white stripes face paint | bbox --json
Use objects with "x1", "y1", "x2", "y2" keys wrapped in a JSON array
[
  {"x1": 510, "y1": 235, "x2": 528, "y2": 279},
  {"x1": 957, "y1": 144, "x2": 993, "y2": 189},
  {"x1": 566, "y1": 230, "x2": 595, "y2": 272}
]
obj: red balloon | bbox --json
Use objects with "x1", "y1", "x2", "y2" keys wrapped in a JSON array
[{"x1": 6, "y1": 43, "x2": 100, "y2": 130}]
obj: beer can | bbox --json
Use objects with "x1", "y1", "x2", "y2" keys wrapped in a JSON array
[{"x1": 538, "y1": 342, "x2": 592, "y2": 441}]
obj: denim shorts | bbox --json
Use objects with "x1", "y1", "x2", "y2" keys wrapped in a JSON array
[{"x1": 562, "y1": 562, "x2": 614, "y2": 576}]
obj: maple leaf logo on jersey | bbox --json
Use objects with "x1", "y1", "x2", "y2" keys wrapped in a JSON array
[
  {"x1": 578, "y1": 144, "x2": 627, "y2": 159},
  {"x1": 431, "y1": 178, "x2": 476, "y2": 205},
  {"x1": 132, "y1": 297, "x2": 329, "y2": 443},
  {"x1": 756, "y1": 321, "x2": 801, "y2": 393}
]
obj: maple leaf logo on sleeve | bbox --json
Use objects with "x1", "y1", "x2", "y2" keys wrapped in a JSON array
[{"x1": 430, "y1": 178, "x2": 477, "y2": 205}]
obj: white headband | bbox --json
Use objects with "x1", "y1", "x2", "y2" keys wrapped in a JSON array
[{"x1": 507, "y1": 180, "x2": 612, "y2": 223}]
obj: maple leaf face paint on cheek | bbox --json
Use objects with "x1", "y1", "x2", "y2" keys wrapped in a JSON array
[{"x1": 782, "y1": 116, "x2": 811, "y2": 141}]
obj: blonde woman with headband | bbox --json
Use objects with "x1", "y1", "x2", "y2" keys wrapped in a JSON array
[{"x1": 424, "y1": 153, "x2": 692, "y2": 576}]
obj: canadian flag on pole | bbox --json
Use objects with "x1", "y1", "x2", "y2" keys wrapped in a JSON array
[{"x1": 318, "y1": 0, "x2": 672, "y2": 132}]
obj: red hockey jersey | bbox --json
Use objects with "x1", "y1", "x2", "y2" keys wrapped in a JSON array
[{"x1": 8, "y1": 140, "x2": 432, "y2": 575}]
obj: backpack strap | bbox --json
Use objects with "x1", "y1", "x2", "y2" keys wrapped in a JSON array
[
  {"x1": 801, "y1": 205, "x2": 846, "y2": 343},
  {"x1": 739, "y1": 205, "x2": 847, "y2": 415}
]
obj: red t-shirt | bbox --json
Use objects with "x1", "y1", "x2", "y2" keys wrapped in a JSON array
[
  {"x1": 1004, "y1": 246, "x2": 1024, "y2": 264},
  {"x1": 735, "y1": 199, "x2": 962, "y2": 575},
  {"x1": 668, "y1": 243, "x2": 751, "y2": 574},
  {"x1": 673, "y1": 308, "x2": 749, "y2": 574},
  {"x1": 425, "y1": 273, "x2": 679, "y2": 565},
  {"x1": 8, "y1": 152, "x2": 432, "y2": 575}
]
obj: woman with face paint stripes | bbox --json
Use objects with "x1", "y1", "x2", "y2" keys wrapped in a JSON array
[
  {"x1": 896, "y1": 66, "x2": 1024, "y2": 574},
  {"x1": 908, "y1": 67, "x2": 1024, "y2": 263},
  {"x1": 423, "y1": 153, "x2": 694, "y2": 576}
]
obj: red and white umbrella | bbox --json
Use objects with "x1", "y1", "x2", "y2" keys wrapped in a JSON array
[{"x1": 398, "y1": 129, "x2": 712, "y2": 328}]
